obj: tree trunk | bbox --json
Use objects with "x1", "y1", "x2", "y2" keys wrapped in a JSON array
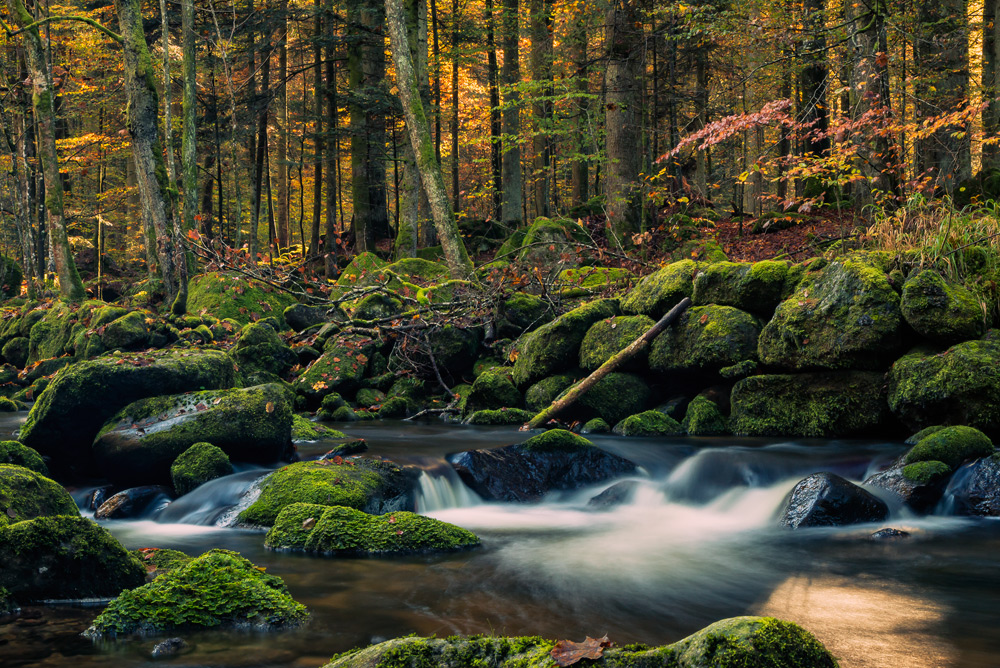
[
  {"x1": 311, "y1": 0, "x2": 324, "y2": 257},
  {"x1": 984, "y1": 0, "x2": 1000, "y2": 169},
  {"x1": 486, "y1": 0, "x2": 503, "y2": 220},
  {"x1": 450, "y1": 0, "x2": 460, "y2": 213},
  {"x1": 528, "y1": 0, "x2": 553, "y2": 218},
  {"x1": 569, "y1": 13, "x2": 589, "y2": 206},
  {"x1": 500, "y1": 0, "x2": 523, "y2": 226},
  {"x1": 182, "y1": 0, "x2": 197, "y2": 243},
  {"x1": 277, "y1": 0, "x2": 290, "y2": 248},
  {"x1": 325, "y1": 0, "x2": 339, "y2": 276},
  {"x1": 386, "y1": 0, "x2": 474, "y2": 278},
  {"x1": 250, "y1": 33, "x2": 271, "y2": 261},
  {"x1": 159, "y1": 0, "x2": 177, "y2": 195}
]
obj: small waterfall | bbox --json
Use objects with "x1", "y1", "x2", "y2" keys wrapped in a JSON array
[
  {"x1": 155, "y1": 469, "x2": 271, "y2": 526},
  {"x1": 415, "y1": 469, "x2": 481, "y2": 512}
]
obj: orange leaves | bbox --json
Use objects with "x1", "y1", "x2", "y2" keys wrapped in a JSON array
[{"x1": 550, "y1": 636, "x2": 612, "y2": 667}]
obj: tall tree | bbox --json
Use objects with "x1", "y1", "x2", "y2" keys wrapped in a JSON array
[
  {"x1": 499, "y1": 0, "x2": 523, "y2": 226},
  {"x1": 182, "y1": 0, "x2": 198, "y2": 244},
  {"x1": 277, "y1": 0, "x2": 290, "y2": 248},
  {"x1": 325, "y1": 0, "x2": 339, "y2": 276},
  {"x1": 486, "y1": 0, "x2": 502, "y2": 220},
  {"x1": 528, "y1": 0, "x2": 553, "y2": 218}
]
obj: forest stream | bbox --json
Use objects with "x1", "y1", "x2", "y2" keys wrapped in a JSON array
[{"x1": 2, "y1": 415, "x2": 1000, "y2": 668}]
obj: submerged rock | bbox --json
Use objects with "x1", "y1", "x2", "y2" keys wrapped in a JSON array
[
  {"x1": 779, "y1": 472, "x2": 889, "y2": 529},
  {"x1": 870, "y1": 528, "x2": 911, "y2": 541},
  {"x1": 150, "y1": 637, "x2": 189, "y2": 659},
  {"x1": 84, "y1": 549, "x2": 307, "y2": 637},
  {"x1": 449, "y1": 429, "x2": 636, "y2": 502},
  {"x1": 95, "y1": 486, "x2": 173, "y2": 520},
  {"x1": 588, "y1": 480, "x2": 640, "y2": 508}
]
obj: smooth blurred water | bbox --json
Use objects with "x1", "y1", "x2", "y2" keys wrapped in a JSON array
[{"x1": 3, "y1": 418, "x2": 1000, "y2": 668}]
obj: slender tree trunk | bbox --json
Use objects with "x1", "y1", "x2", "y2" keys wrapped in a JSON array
[
  {"x1": 500, "y1": 0, "x2": 523, "y2": 226},
  {"x1": 431, "y1": 0, "x2": 442, "y2": 160},
  {"x1": 277, "y1": 0, "x2": 290, "y2": 248},
  {"x1": 984, "y1": 0, "x2": 1000, "y2": 169},
  {"x1": 450, "y1": 0, "x2": 460, "y2": 213},
  {"x1": 528, "y1": 0, "x2": 552, "y2": 218},
  {"x1": 311, "y1": 0, "x2": 324, "y2": 257},
  {"x1": 569, "y1": 13, "x2": 589, "y2": 206},
  {"x1": 486, "y1": 0, "x2": 502, "y2": 220},
  {"x1": 325, "y1": 0, "x2": 339, "y2": 276},
  {"x1": 182, "y1": 0, "x2": 198, "y2": 244},
  {"x1": 159, "y1": 0, "x2": 177, "y2": 196},
  {"x1": 251, "y1": 35, "x2": 271, "y2": 260}
]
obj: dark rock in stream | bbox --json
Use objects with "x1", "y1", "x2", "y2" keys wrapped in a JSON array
[
  {"x1": 449, "y1": 429, "x2": 637, "y2": 503},
  {"x1": 321, "y1": 439, "x2": 369, "y2": 459},
  {"x1": 779, "y1": 472, "x2": 889, "y2": 529},
  {"x1": 944, "y1": 454, "x2": 1000, "y2": 516},
  {"x1": 870, "y1": 528, "x2": 911, "y2": 541},
  {"x1": 588, "y1": 480, "x2": 640, "y2": 508},
  {"x1": 86, "y1": 485, "x2": 115, "y2": 511},
  {"x1": 95, "y1": 486, "x2": 174, "y2": 520},
  {"x1": 150, "y1": 637, "x2": 189, "y2": 659},
  {"x1": 863, "y1": 464, "x2": 950, "y2": 514}
]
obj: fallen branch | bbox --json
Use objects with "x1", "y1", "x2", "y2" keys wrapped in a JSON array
[{"x1": 523, "y1": 297, "x2": 692, "y2": 430}]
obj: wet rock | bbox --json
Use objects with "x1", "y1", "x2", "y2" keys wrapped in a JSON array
[
  {"x1": 870, "y1": 528, "x2": 911, "y2": 541},
  {"x1": 87, "y1": 485, "x2": 115, "y2": 511},
  {"x1": 613, "y1": 410, "x2": 683, "y2": 437},
  {"x1": 464, "y1": 367, "x2": 522, "y2": 414},
  {"x1": 95, "y1": 486, "x2": 173, "y2": 520},
  {"x1": 320, "y1": 439, "x2": 369, "y2": 459},
  {"x1": 649, "y1": 305, "x2": 761, "y2": 375},
  {"x1": 151, "y1": 637, "x2": 188, "y2": 659},
  {"x1": 863, "y1": 463, "x2": 950, "y2": 514},
  {"x1": 588, "y1": 480, "x2": 639, "y2": 508},
  {"x1": 449, "y1": 429, "x2": 636, "y2": 503},
  {"x1": 0, "y1": 441, "x2": 48, "y2": 476},
  {"x1": 779, "y1": 472, "x2": 889, "y2": 529},
  {"x1": 946, "y1": 454, "x2": 1000, "y2": 517}
]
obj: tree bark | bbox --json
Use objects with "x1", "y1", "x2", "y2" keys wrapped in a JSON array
[
  {"x1": 984, "y1": 0, "x2": 1000, "y2": 169},
  {"x1": 311, "y1": 0, "x2": 324, "y2": 257},
  {"x1": 569, "y1": 12, "x2": 589, "y2": 206},
  {"x1": 277, "y1": 0, "x2": 290, "y2": 248},
  {"x1": 181, "y1": 0, "x2": 197, "y2": 243},
  {"x1": 528, "y1": 0, "x2": 552, "y2": 218},
  {"x1": 486, "y1": 0, "x2": 503, "y2": 220},
  {"x1": 499, "y1": 0, "x2": 523, "y2": 226},
  {"x1": 450, "y1": 0, "x2": 460, "y2": 213},
  {"x1": 325, "y1": 0, "x2": 339, "y2": 276},
  {"x1": 159, "y1": 0, "x2": 177, "y2": 195}
]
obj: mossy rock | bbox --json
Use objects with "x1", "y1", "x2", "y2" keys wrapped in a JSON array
[
  {"x1": 512, "y1": 299, "x2": 619, "y2": 387},
  {"x1": 0, "y1": 256, "x2": 22, "y2": 299},
  {"x1": 424, "y1": 325, "x2": 480, "y2": 381},
  {"x1": 465, "y1": 408, "x2": 535, "y2": 425},
  {"x1": 356, "y1": 388, "x2": 386, "y2": 407},
  {"x1": 615, "y1": 410, "x2": 683, "y2": 436},
  {"x1": 383, "y1": 258, "x2": 450, "y2": 284},
  {"x1": 692, "y1": 260, "x2": 789, "y2": 314},
  {"x1": 579, "y1": 315, "x2": 655, "y2": 371},
  {"x1": 100, "y1": 311, "x2": 149, "y2": 351},
  {"x1": 188, "y1": 272, "x2": 296, "y2": 329},
  {"x1": 294, "y1": 334, "x2": 380, "y2": 405},
  {"x1": 558, "y1": 266, "x2": 633, "y2": 298},
  {"x1": 758, "y1": 259, "x2": 902, "y2": 370},
  {"x1": 377, "y1": 396, "x2": 410, "y2": 418},
  {"x1": 497, "y1": 292, "x2": 555, "y2": 338},
  {"x1": 900, "y1": 269, "x2": 986, "y2": 345},
  {"x1": 465, "y1": 367, "x2": 522, "y2": 414},
  {"x1": 581, "y1": 418, "x2": 610, "y2": 434},
  {"x1": 620, "y1": 260, "x2": 698, "y2": 317},
  {"x1": 0, "y1": 396, "x2": 17, "y2": 412},
  {"x1": 520, "y1": 429, "x2": 593, "y2": 452},
  {"x1": 904, "y1": 425, "x2": 994, "y2": 469},
  {"x1": 495, "y1": 227, "x2": 528, "y2": 259},
  {"x1": 2, "y1": 337, "x2": 29, "y2": 368},
  {"x1": 91, "y1": 305, "x2": 129, "y2": 329},
  {"x1": 516, "y1": 217, "x2": 587, "y2": 272},
  {"x1": 0, "y1": 464, "x2": 78, "y2": 527},
  {"x1": 524, "y1": 374, "x2": 579, "y2": 412},
  {"x1": 265, "y1": 503, "x2": 479, "y2": 555},
  {"x1": 336, "y1": 252, "x2": 389, "y2": 286},
  {"x1": 27, "y1": 303, "x2": 75, "y2": 364},
  {"x1": 887, "y1": 338, "x2": 1000, "y2": 434},
  {"x1": 131, "y1": 547, "x2": 193, "y2": 576},
  {"x1": 665, "y1": 616, "x2": 837, "y2": 667},
  {"x1": 576, "y1": 372, "x2": 651, "y2": 426},
  {"x1": 417, "y1": 280, "x2": 475, "y2": 306},
  {"x1": 237, "y1": 458, "x2": 410, "y2": 527},
  {"x1": 93, "y1": 384, "x2": 292, "y2": 486},
  {"x1": 682, "y1": 396, "x2": 729, "y2": 436},
  {"x1": 905, "y1": 425, "x2": 947, "y2": 445},
  {"x1": 292, "y1": 414, "x2": 347, "y2": 441},
  {"x1": 231, "y1": 322, "x2": 299, "y2": 381},
  {"x1": 0, "y1": 441, "x2": 48, "y2": 475},
  {"x1": 171, "y1": 442, "x2": 235, "y2": 496},
  {"x1": 649, "y1": 305, "x2": 760, "y2": 374},
  {"x1": 901, "y1": 460, "x2": 952, "y2": 485},
  {"x1": 85, "y1": 549, "x2": 307, "y2": 637},
  {"x1": 731, "y1": 371, "x2": 887, "y2": 437},
  {"x1": 349, "y1": 293, "x2": 404, "y2": 321}
]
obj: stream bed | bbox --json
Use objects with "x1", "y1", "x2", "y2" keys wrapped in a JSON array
[{"x1": 3, "y1": 417, "x2": 1000, "y2": 668}]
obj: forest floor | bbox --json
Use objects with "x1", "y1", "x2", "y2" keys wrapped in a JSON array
[{"x1": 715, "y1": 208, "x2": 866, "y2": 262}]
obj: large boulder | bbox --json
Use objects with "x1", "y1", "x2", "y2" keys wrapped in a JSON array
[
  {"x1": 84, "y1": 549, "x2": 307, "y2": 637},
  {"x1": 187, "y1": 272, "x2": 297, "y2": 328},
  {"x1": 614, "y1": 410, "x2": 683, "y2": 437},
  {"x1": 621, "y1": 260, "x2": 697, "y2": 317},
  {"x1": 19, "y1": 349, "x2": 238, "y2": 475},
  {"x1": 779, "y1": 472, "x2": 889, "y2": 528},
  {"x1": 0, "y1": 516, "x2": 145, "y2": 603},
  {"x1": 511, "y1": 299, "x2": 619, "y2": 387},
  {"x1": 449, "y1": 429, "x2": 636, "y2": 502},
  {"x1": 648, "y1": 305, "x2": 760, "y2": 375},
  {"x1": 497, "y1": 292, "x2": 555, "y2": 338},
  {"x1": 100, "y1": 311, "x2": 149, "y2": 351},
  {"x1": 0, "y1": 441, "x2": 48, "y2": 475},
  {"x1": 888, "y1": 338, "x2": 1000, "y2": 435},
  {"x1": 265, "y1": 503, "x2": 480, "y2": 555},
  {"x1": 758, "y1": 259, "x2": 902, "y2": 370},
  {"x1": 524, "y1": 374, "x2": 579, "y2": 412},
  {"x1": 576, "y1": 372, "x2": 651, "y2": 426},
  {"x1": 903, "y1": 425, "x2": 994, "y2": 469},
  {"x1": 515, "y1": 217, "x2": 587, "y2": 273},
  {"x1": 27, "y1": 303, "x2": 76, "y2": 364},
  {"x1": 0, "y1": 464, "x2": 79, "y2": 527},
  {"x1": 465, "y1": 367, "x2": 522, "y2": 414},
  {"x1": 237, "y1": 458, "x2": 412, "y2": 527},
  {"x1": 230, "y1": 322, "x2": 298, "y2": 383},
  {"x1": 730, "y1": 372, "x2": 887, "y2": 437},
  {"x1": 900, "y1": 269, "x2": 985, "y2": 344},
  {"x1": 692, "y1": 260, "x2": 790, "y2": 314},
  {"x1": 579, "y1": 315, "x2": 655, "y2": 371},
  {"x1": 946, "y1": 454, "x2": 1000, "y2": 516},
  {"x1": 93, "y1": 384, "x2": 293, "y2": 486},
  {"x1": 293, "y1": 334, "x2": 380, "y2": 405}
]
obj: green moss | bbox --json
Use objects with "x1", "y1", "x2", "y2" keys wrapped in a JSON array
[
  {"x1": 516, "y1": 217, "x2": 588, "y2": 270},
  {"x1": 579, "y1": 315, "x2": 655, "y2": 370},
  {"x1": 132, "y1": 547, "x2": 193, "y2": 575},
  {"x1": 525, "y1": 374, "x2": 579, "y2": 412},
  {"x1": 100, "y1": 311, "x2": 149, "y2": 350},
  {"x1": 0, "y1": 441, "x2": 48, "y2": 475},
  {"x1": 901, "y1": 460, "x2": 952, "y2": 484},
  {"x1": 615, "y1": 411, "x2": 683, "y2": 437},
  {"x1": 231, "y1": 322, "x2": 298, "y2": 380},
  {"x1": 383, "y1": 258, "x2": 450, "y2": 284},
  {"x1": 292, "y1": 414, "x2": 347, "y2": 441},
  {"x1": 0, "y1": 255, "x2": 22, "y2": 299},
  {"x1": 681, "y1": 396, "x2": 729, "y2": 436},
  {"x1": 265, "y1": 503, "x2": 479, "y2": 555},
  {"x1": 465, "y1": 367, "x2": 522, "y2": 414},
  {"x1": 904, "y1": 425, "x2": 994, "y2": 468},
  {"x1": 294, "y1": 334, "x2": 379, "y2": 404},
  {"x1": 520, "y1": 429, "x2": 593, "y2": 452},
  {"x1": 620, "y1": 260, "x2": 698, "y2": 317},
  {"x1": 170, "y1": 442, "x2": 234, "y2": 496},
  {"x1": 376, "y1": 396, "x2": 408, "y2": 419},
  {"x1": 0, "y1": 464, "x2": 78, "y2": 526},
  {"x1": 901, "y1": 270, "x2": 986, "y2": 345},
  {"x1": 581, "y1": 418, "x2": 610, "y2": 434},
  {"x1": 321, "y1": 392, "x2": 348, "y2": 412},
  {"x1": 237, "y1": 458, "x2": 408, "y2": 527},
  {"x1": 498, "y1": 292, "x2": 555, "y2": 338},
  {"x1": 417, "y1": 280, "x2": 475, "y2": 306},
  {"x1": 188, "y1": 272, "x2": 296, "y2": 329},
  {"x1": 2, "y1": 337, "x2": 29, "y2": 368},
  {"x1": 329, "y1": 406, "x2": 359, "y2": 422},
  {"x1": 349, "y1": 293, "x2": 404, "y2": 321},
  {"x1": 665, "y1": 616, "x2": 837, "y2": 668},
  {"x1": 85, "y1": 549, "x2": 307, "y2": 636},
  {"x1": 0, "y1": 396, "x2": 17, "y2": 412},
  {"x1": 905, "y1": 425, "x2": 946, "y2": 446},
  {"x1": 336, "y1": 252, "x2": 389, "y2": 286},
  {"x1": 577, "y1": 372, "x2": 651, "y2": 426},
  {"x1": 91, "y1": 306, "x2": 129, "y2": 329},
  {"x1": 692, "y1": 260, "x2": 789, "y2": 314},
  {"x1": 465, "y1": 408, "x2": 535, "y2": 425},
  {"x1": 649, "y1": 305, "x2": 760, "y2": 374},
  {"x1": 27, "y1": 303, "x2": 75, "y2": 364},
  {"x1": 558, "y1": 266, "x2": 633, "y2": 298}
]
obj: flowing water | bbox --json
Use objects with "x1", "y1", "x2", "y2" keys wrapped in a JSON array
[{"x1": 3, "y1": 416, "x2": 1000, "y2": 668}]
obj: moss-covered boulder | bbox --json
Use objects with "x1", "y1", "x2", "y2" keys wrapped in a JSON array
[
  {"x1": 336, "y1": 251, "x2": 389, "y2": 286},
  {"x1": 621, "y1": 260, "x2": 697, "y2": 317},
  {"x1": 265, "y1": 503, "x2": 479, "y2": 555},
  {"x1": 132, "y1": 547, "x2": 193, "y2": 576},
  {"x1": 19, "y1": 349, "x2": 238, "y2": 474},
  {"x1": 864, "y1": 461, "x2": 952, "y2": 514},
  {"x1": 93, "y1": 384, "x2": 293, "y2": 486},
  {"x1": 497, "y1": 292, "x2": 555, "y2": 338},
  {"x1": 0, "y1": 516, "x2": 145, "y2": 602},
  {"x1": 91, "y1": 305, "x2": 129, "y2": 329},
  {"x1": 84, "y1": 549, "x2": 307, "y2": 637},
  {"x1": 516, "y1": 217, "x2": 586, "y2": 271},
  {"x1": 579, "y1": 315, "x2": 655, "y2": 370},
  {"x1": 524, "y1": 374, "x2": 579, "y2": 412},
  {"x1": 887, "y1": 338, "x2": 1000, "y2": 434},
  {"x1": 100, "y1": 311, "x2": 149, "y2": 350},
  {"x1": 421, "y1": 325, "x2": 480, "y2": 382},
  {"x1": 614, "y1": 410, "x2": 683, "y2": 437},
  {"x1": 903, "y1": 425, "x2": 994, "y2": 469},
  {"x1": 731, "y1": 372, "x2": 887, "y2": 437},
  {"x1": 188, "y1": 272, "x2": 297, "y2": 329},
  {"x1": 900, "y1": 269, "x2": 986, "y2": 344},
  {"x1": 0, "y1": 464, "x2": 78, "y2": 527},
  {"x1": 230, "y1": 322, "x2": 298, "y2": 383},
  {"x1": 465, "y1": 367, "x2": 522, "y2": 414},
  {"x1": 0, "y1": 255, "x2": 22, "y2": 299},
  {"x1": 292, "y1": 414, "x2": 347, "y2": 441},
  {"x1": 465, "y1": 408, "x2": 534, "y2": 425},
  {"x1": 649, "y1": 305, "x2": 760, "y2": 375},
  {"x1": 27, "y1": 303, "x2": 75, "y2": 364},
  {"x1": 681, "y1": 396, "x2": 729, "y2": 436},
  {"x1": 581, "y1": 417, "x2": 610, "y2": 434},
  {"x1": 2, "y1": 336, "x2": 29, "y2": 368},
  {"x1": 237, "y1": 458, "x2": 411, "y2": 527},
  {"x1": 170, "y1": 442, "x2": 235, "y2": 496},
  {"x1": 575, "y1": 372, "x2": 651, "y2": 426},
  {"x1": 692, "y1": 260, "x2": 790, "y2": 315},
  {"x1": 512, "y1": 299, "x2": 619, "y2": 387},
  {"x1": 294, "y1": 334, "x2": 380, "y2": 405},
  {"x1": 0, "y1": 441, "x2": 47, "y2": 475},
  {"x1": 758, "y1": 259, "x2": 902, "y2": 370},
  {"x1": 558, "y1": 266, "x2": 633, "y2": 298},
  {"x1": 383, "y1": 258, "x2": 450, "y2": 284}
]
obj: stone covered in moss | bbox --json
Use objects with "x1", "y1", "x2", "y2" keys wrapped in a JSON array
[
  {"x1": 621, "y1": 259, "x2": 697, "y2": 317},
  {"x1": 85, "y1": 549, "x2": 307, "y2": 637},
  {"x1": 237, "y1": 458, "x2": 410, "y2": 527},
  {"x1": 423, "y1": 325, "x2": 480, "y2": 381},
  {"x1": 516, "y1": 217, "x2": 587, "y2": 271},
  {"x1": 905, "y1": 425, "x2": 946, "y2": 445},
  {"x1": 100, "y1": 311, "x2": 149, "y2": 350},
  {"x1": 904, "y1": 425, "x2": 994, "y2": 468},
  {"x1": 558, "y1": 266, "x2": 633, "y2": 298},
  {"x1": 0, "y1": 464, "x2": 78, "y2": 527},
  {"x1": 417, "y1": 280, "x2": 475, "y2": 306},
  {"x1": 901, "y1": 269, "x2": 985, "y2": 345},
  {"x1": 512, "y1": 299, "x2": 619, "y2": 387},
  {"x1": 230, "y1": 322, "x2": 298, "y2": 383},
  {"x1": 581, "y1": 417, "x2": 610, "y2": 434},
  {"x1": 465, "y1": 367, "x2": 522, "y2": 414},
  {"x1": 265, "y1": 503, "x2": 479, "y2": 555},
  {"x1": 614, "y1": 410, "x2": 683, "y2": 437},
  {"x1": 681, "y1": 396, "x2": 729, "y2": 436},
  {"x1": 465, "y1": 408, "x2": 534, "y2": 425},
  {"x1": 758, "y1": 259, "x2": 902, "y2": 370},
  {"x1": 497, "y1": 292, "x2": 554, "y2": 338},
  {"x1": 383, "y1": 258, "x2": 450, "y2": 284},
  {"x1": 524, "y1": 374, "x2": 579, "y2": 412},
  {"x1": 350, "y1": 293, "x2": 404, "y2": 321},
  {"x1": 888, "y1": 338, "x2": 1000, "y2": 434},
  {"x1": 579, "y1": 315, "x2": 655, "y2": 370},
  {"x1": 649, "y1": 305, "x2": 760, "y2": 374},
  {"x1": 902, "y1": 460, "x2": 952, "y2": 484},
  {"x1": 292, "y1": 414, "x2": 347, "y2": 441},
  {"x1": 19, "y1": 349, "x2": 238, "y2": 472},
  {"x1": 692, "y1": 260, "x2": 790, "y2": 314},
  {"x1": 2, "y1": 337, "x2": 29, "y2": 368},
  {"x1": 93, "y1": 384, "x2": 292, "y2": 486},
  {"x1": 170, "y1": 442, "x2": 234, "y2": 496},
  {"x1": 336, "y1": 251, "x2": 388, "y2": 286},
  {"x1": 0, "y1": 396, "x2": 16, "y2": 412},
  {"x1": 27, "y1": 303, "x2": 76, "y2": 364},
  {"x1": 731, "y1": 371, "x2": 887, "y2": 437},
  {"x1": 577, "y1": 372, "x2": 651, "y2": 426},
  {"x1": 0, "y1": 441, "x2": 47, "y2": 475},
  {"x1": 520, "y1": 429, "x2": 591, "y2": 452},
  {"x1": 294, "y1": 334, "x2": 380, "y2": 405},
  {"x1": 666, "y1": 616, "x2": 837, "y2": 668},
  {"x1": 132, "y1": 547, "x2": 193, "y2": 576},
  {"x1": 188, "y1": 272, "x2": 296, "y2": 329},
  {"x1": 0, "y1": 516, "x2": 145, "y2": 602}
]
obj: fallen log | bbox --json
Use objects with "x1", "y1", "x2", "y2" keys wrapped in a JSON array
[{"x1": 524, "y1": 297, "x2": 692, "y2": 430}]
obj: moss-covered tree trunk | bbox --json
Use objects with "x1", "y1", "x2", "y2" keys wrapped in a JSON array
[
  {"x1": 115, "y1": 0, "x2": 189, "y2": 313},
  {"x1": 386, "y1": 0, "x2": 473, "y2": 278},
  {"x1": 5, "y1": 0, "x2": 85, "y2": 302}
]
